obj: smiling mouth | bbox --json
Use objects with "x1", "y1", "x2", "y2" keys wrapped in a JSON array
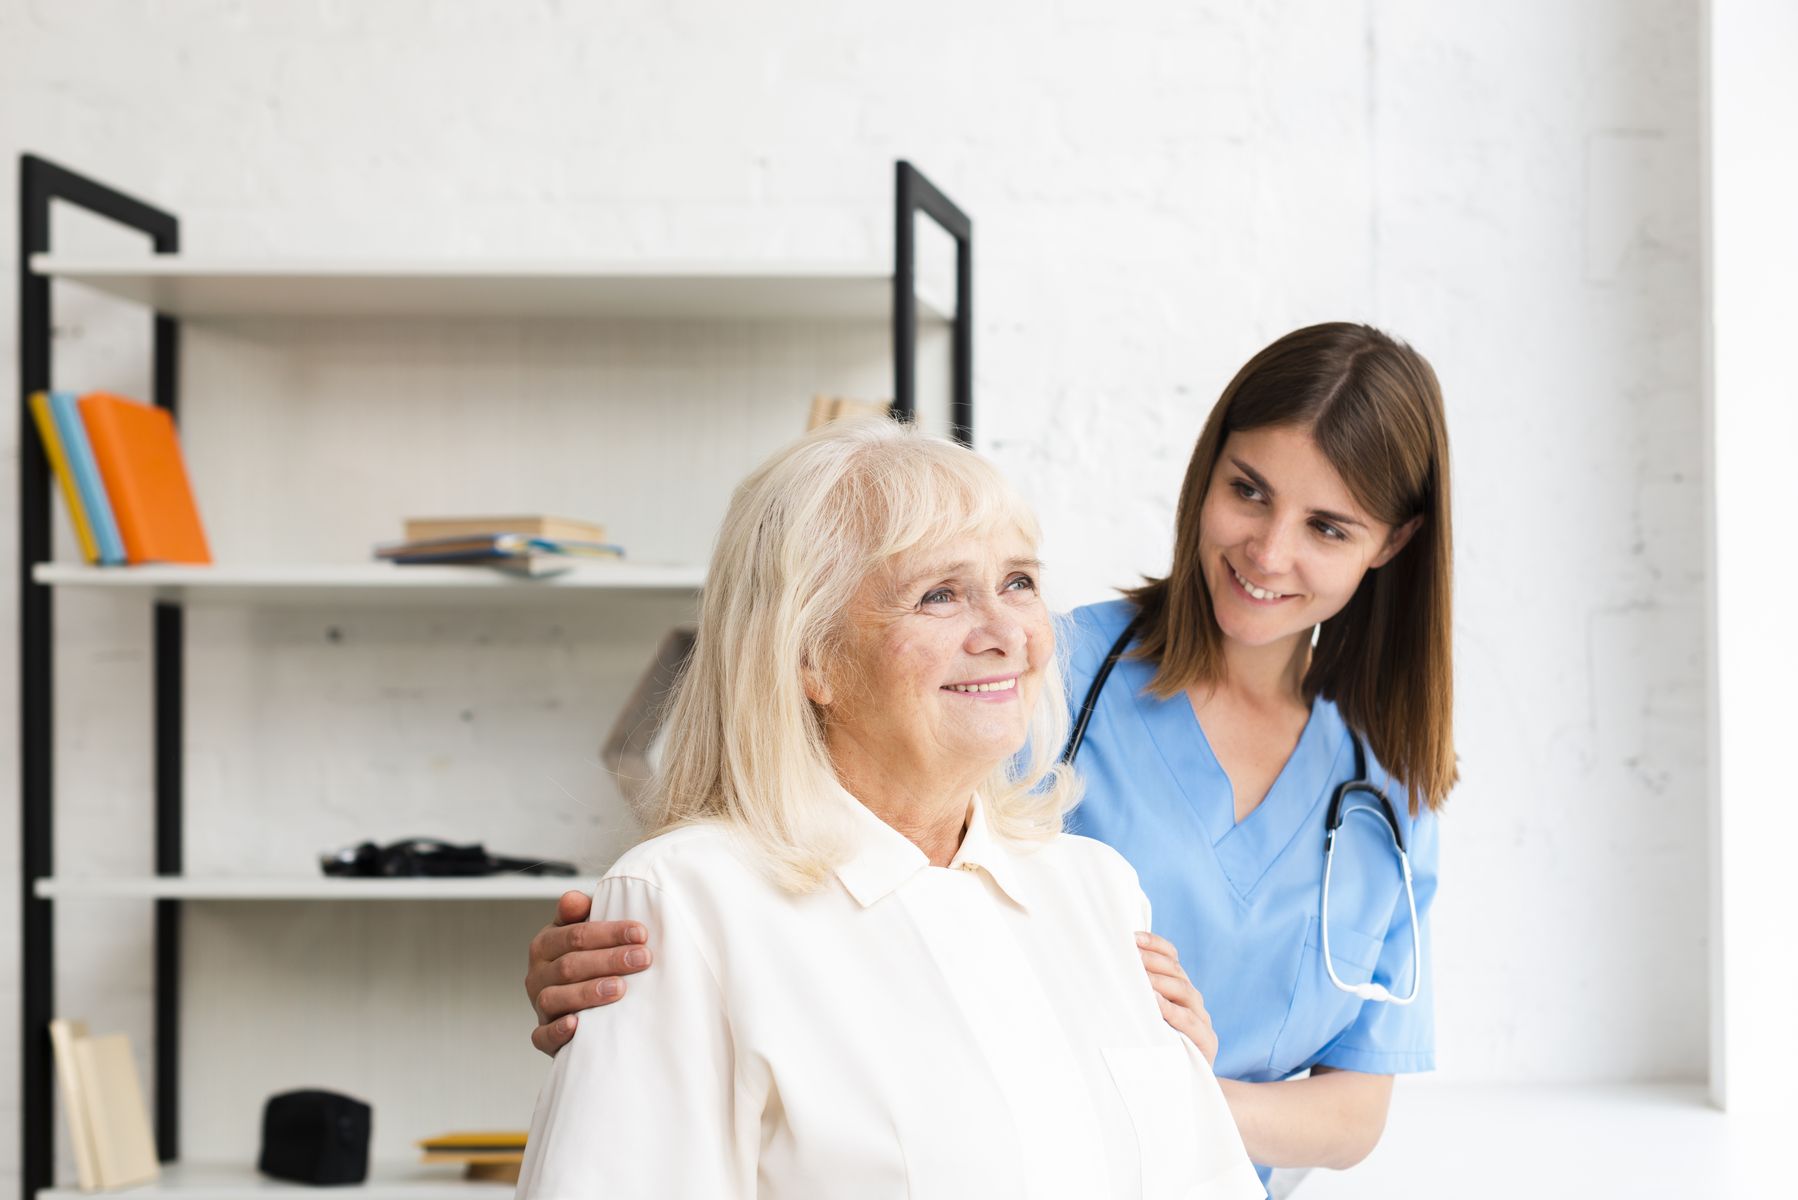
[
  {"x1": 942, "y1": 677, "x2": 1018, "y2": 694},
  {"x1": 1229, "y1": 562, "x2": 1292, "y2": 603}
]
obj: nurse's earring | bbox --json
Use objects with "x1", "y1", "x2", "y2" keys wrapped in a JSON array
[{"x1": 1311, "y1": 623, "x2": 1322, "y2": 650}]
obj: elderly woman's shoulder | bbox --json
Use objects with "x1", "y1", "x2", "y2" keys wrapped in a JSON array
[
  {"x1": 1031, "y1": 828, "x2": 1148, "y2": 901},
  {"x1": 601, "y1": 821, "x2": 753, "y2": 890}
]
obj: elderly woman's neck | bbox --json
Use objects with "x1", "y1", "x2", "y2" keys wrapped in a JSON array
[{"x1": 830, "y1": 741, "x2": 979, "y2": 867}]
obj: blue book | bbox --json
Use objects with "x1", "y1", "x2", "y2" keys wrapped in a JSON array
[{"x1": 48, "y1": 391, "x2": 126, "y2": 565}]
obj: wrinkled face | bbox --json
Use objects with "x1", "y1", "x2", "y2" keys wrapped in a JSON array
[
  {"x1": 1197, "y1": 424, "x2": 1416, "y2": 649},
  {"x1": 817, "y1": 529, "x2": 1053, "y2": 785}
]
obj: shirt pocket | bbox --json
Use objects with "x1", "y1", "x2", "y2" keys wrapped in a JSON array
[
  {"x1": 1102, "y1": 1044, "x2": 1205, "y2": 1198},
  {"x1": 1266, "y1": 915, "x2": 1387, "y2": 1076}
]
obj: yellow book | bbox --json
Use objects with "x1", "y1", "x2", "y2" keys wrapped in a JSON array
[
  {"x1": 28, "y1": 392, "x2": 99, "y2": 563},
  {"x1": 418, "y1": 1131, "x2": 528, "y2": 1151}
]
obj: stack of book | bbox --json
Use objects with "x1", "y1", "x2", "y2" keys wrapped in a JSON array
[
  {"x1": 48, "y1": 1019, "x2": 160, "y2": 1191},
  {"x1": 29, "y1": 391, "x2": 212, "y2": 565},
  {"x1": 418, "y1": 1130, "x2": 528, "y2": 1184},
  {"x1": 375, "y1": 516, "x2": 623, "y2": 577}
]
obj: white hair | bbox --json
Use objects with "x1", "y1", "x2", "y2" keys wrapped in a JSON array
[{"x1": 638, "y1": 418, "x2": 1080, "y2": 892}]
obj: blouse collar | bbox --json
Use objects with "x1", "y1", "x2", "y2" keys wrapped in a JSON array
[{"x1": 832, "y1": 784, "x2": 1035, "y2": 912}]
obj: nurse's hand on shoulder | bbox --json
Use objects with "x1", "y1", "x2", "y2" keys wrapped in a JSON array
[
  {"x1": 523, "y1": 898, "x2": 1218, "y2": 1065},
  {"x1": 1136, "y1": 932, "x2": 1218, "y2": 1067},
  {"x1": 526, "y1": 890, "x2": 652, "y2": 1056}
]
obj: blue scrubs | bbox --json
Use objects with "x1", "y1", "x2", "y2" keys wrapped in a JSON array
[{"x1": 1061, "y1": 600, "x2": 1437, "y2": 1190}]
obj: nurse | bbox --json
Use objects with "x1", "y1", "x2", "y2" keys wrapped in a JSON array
[{"x1": 523, "y1": 322, "x2": 1454, "y2": 1192}]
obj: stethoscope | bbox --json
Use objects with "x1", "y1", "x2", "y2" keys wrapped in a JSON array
[{"x1": 1062, "y1": 615, "x2": 1422, "y2": 1005}]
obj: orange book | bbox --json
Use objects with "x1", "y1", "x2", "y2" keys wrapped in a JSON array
[{"x1": 77, "y1": 393, "x2": 212, "y2": 565}]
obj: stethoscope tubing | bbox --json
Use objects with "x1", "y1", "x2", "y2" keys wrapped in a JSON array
[{"x1": 1064, "y1": 614, "x2": 1422, "y2": 1005}]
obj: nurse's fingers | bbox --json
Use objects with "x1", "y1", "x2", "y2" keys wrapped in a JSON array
[
  {"x1": 1156, "y1": 993, "x2": 1219, "y2": 1067},
  {"x1": 1154, "y1": 989, "x2": 1213, "y2": 1038},
  {"x1": 1138, "y1": 946, "x2": 1187, "y2": 982},
  {"x1": 1146, "y1": 966, "x2": 1210, "y2": 1019},
  {"x1": 1135, "y1": 931, "x2": 1182, "y2": 962},
  {"x1": 530, "y1": 1013, "x2": 578, "y2": 1057},
  {"x1": 1138, "y1": 944, "x2": 1210, "y2": 1007},
  {"x1": 534, "y1": 976, "x2": 628, "y2": 1027},
  {"x1": 527, "y1": 918, "x2": 648, "y2": 1022},
  {"x1": 1148, "y1": 971, "x2": 1216, "y2": 1059}
]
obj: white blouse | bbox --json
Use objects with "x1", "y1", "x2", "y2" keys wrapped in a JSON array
[{"x1": 516, "y1": 789, "x2": 1263, "y2": 1200}]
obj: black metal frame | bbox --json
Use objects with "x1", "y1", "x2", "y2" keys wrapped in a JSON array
[
  {"x1": 16, "y1": 155, "x2": 971, "y2": 1199},
  {"x1": 892, "y1": 160, "x2": 973, "y2": 446},
  {"x1": 18, "y1": 154, "x2": 182, "y2": 1199}
]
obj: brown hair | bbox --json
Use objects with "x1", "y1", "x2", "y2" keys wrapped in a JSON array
[{"x1": 1122, "y1": 323, "x2": 1456, "y2": 812}]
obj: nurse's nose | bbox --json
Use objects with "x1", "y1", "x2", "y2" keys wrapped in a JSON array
[{"x1": 1245, "y1": 517, "x2": 1301, "y2": 578}]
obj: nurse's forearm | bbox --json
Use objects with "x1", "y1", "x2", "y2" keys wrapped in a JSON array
[{"x1": 1215, "y1": 1068, "x2": 1393, "y2": 1170}]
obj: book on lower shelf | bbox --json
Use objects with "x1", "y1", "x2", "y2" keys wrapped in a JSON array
[
  {"x1": 418, "y1": 1131, "x2": 526, "y2": 1185},
  {"x1": 47, "y1": 1020, "x2": 100, "y2": 1190},
  {"x1": 48, "y1": 1019, "x2": 160, "y2": 1192}
]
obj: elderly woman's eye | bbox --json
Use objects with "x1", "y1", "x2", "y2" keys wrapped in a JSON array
[
  {"x1": 921, "y1": 587, "x2": 954, "y2": 605},
  {"x1": 1006, "y1": 574, "x2": 1037, "y2": 592}
]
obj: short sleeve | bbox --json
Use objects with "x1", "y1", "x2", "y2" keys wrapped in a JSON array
[
  {"x1": 1314, "y1": 805, "x2": 1439, "y2": 1074},
  {"x1": 515, "y1": 875, "x2": 755, "y2": 1199}
]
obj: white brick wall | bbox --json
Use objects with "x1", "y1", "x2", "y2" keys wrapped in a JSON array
[{"x1": 0, "y1": 0, "x2": 1706, "y2": 1190}]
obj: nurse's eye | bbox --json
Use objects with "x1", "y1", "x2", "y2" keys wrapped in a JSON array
[
  {"x1": 1312, "y1": 520, "x2": 1348, "y2": 542},
  {"x1": 1230, "y1": 479, "x2": 1264, "y2": 503}
]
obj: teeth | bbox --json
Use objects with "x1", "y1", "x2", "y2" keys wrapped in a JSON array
[
  {"x1": 1233, "y1": 568, "x2": 1285, "y2": 602},
  {"x1": 946, "y1": 678, "x2": 1017, "y2": 693}
]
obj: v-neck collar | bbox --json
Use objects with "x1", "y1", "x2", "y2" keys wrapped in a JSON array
[{"x1": 1122, "y1": 655, "x2": 1351, "y2": 898}]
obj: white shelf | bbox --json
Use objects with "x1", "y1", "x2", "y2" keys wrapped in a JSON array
[
  {"x1": 40, "y1": 1161, "x2": 513, "y2": 1199},
  {"x1": 30, "y1": 254, "x2": 954, "y2": 322},
  {"x1": 33, "y1": 561, "x2": 705, "y2": 605},
  {"x1": 36, "y1": 875, "x2": 590, "y2": 901}
]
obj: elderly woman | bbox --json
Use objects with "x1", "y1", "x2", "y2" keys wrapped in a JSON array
[{"x1": 515, "y1": 421, "x2": 1261, "y2": 1199}]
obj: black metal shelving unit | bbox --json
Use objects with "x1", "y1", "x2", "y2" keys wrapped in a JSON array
[
  {"x1": 893, "y1": 160, "x2": 973, "y2": 444},
  {"x1": 18, "y1": 153, "x2": 185, "y2": 1200},
  {"x1": 16, "y1": 154, "x2": 971, "y2": 1199}
]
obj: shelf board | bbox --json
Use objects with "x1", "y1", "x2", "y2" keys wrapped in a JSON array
[
  {"x1": 30, "y1": 254, "x2": 954, "y2": 322},
  {"x1": 36, "y1": 875, "x2": 590, "y2": 901},
  {"x1": 33, "y1": 561, "x2": 704, "y2": 605},
  {"x1": 39, "y1": 1161, "x2": 515, "y2": 1199}
]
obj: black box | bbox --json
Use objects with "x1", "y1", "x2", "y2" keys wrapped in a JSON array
[{"x1": 258, "y1": 1090, "x2": 371, "y2": 1186}]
